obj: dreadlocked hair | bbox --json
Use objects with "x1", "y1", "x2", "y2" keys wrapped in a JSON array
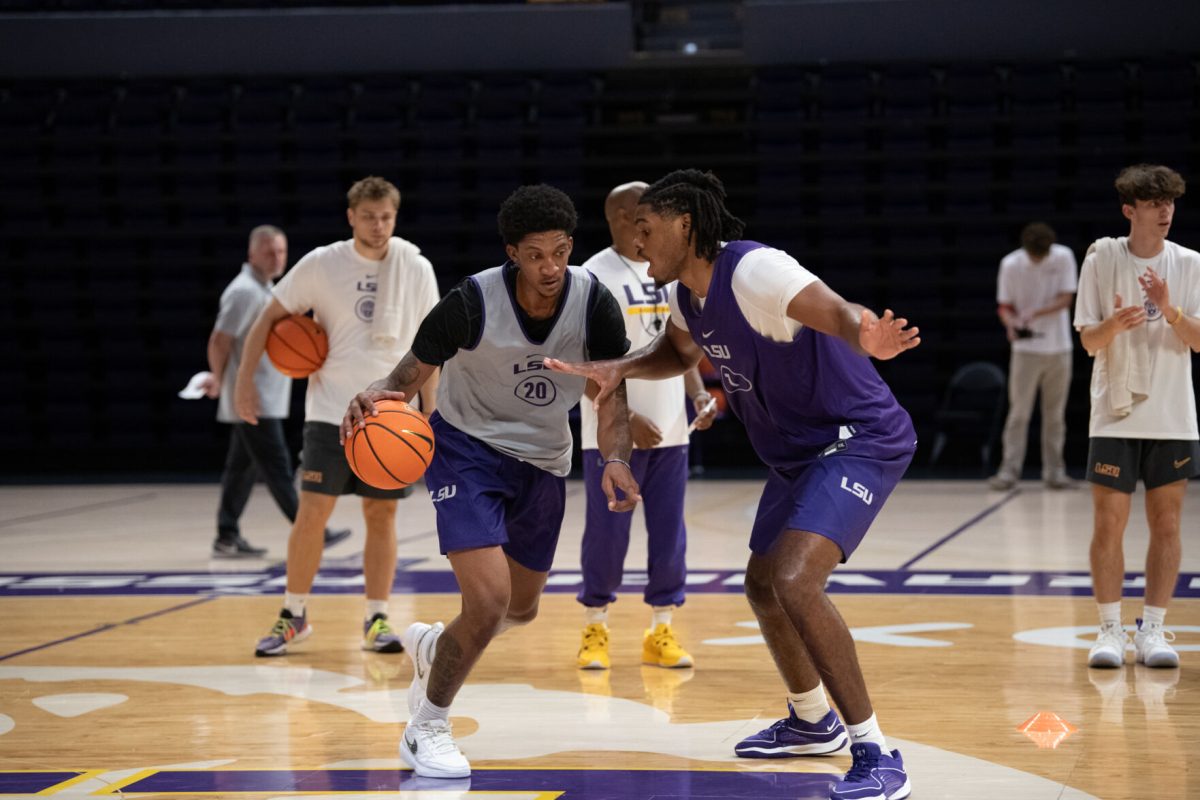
[{"x1": 640, "y1": 169, "x2": 745, "y2": 261}]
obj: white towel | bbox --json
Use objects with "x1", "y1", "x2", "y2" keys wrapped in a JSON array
[
  {"x1": 371, "y1": 236, "x2": 423, "y2": 350},
  {"x1": 1086, "y1": 236, "x2": 1152, "y2": 417}
]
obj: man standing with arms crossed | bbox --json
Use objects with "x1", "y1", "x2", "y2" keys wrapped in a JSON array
[
  {"x1": 1075, "y1": 164, "x2": 1200, "y2": 670},
  {"x1": 236, "y1": 177, "x2": 440, "y2": 657},
  {"x1": 576, "y1": 181, "x2": 717, "y2": 671}
]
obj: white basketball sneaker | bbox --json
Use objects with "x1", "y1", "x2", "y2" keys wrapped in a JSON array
[
  {"x1": 402, "y1": 621, "x2": 444, "y2": 714},
  {"x1": 401, "y1": 718, "x2": 470, "y2": 778},
  {"x1": 1088, "y1": 622, "x2": 1130, "y2": 668},
  {"x1": 1134, "y1": 619, "x2": 1179, "y2": 668}
]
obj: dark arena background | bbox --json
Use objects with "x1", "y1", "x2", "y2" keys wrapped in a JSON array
[{"x1": 1, "y1": 3, "x2": 1199, "y2": 800}]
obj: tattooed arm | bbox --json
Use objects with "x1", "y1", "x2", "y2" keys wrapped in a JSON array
[{"x1": 339, "y1": 351, "x2": 438, "y2": 443}]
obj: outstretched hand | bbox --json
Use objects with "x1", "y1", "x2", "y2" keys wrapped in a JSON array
[
  {"x1": 340, "y1": 388, "x2": 408, "y2": 444},
  {"x1": 859, "y1": 308, "x2": 920, "y2": 360},
  {"x1": 543, "y1": 357, "x2": 626, "y2": 409}
]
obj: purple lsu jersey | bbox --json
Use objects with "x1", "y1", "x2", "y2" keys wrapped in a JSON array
[{"x1": 676, "y1": 240, "x2": 917, "y2": 470}]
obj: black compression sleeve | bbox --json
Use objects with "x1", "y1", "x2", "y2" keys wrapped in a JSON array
[{"x1": 409, "y1": 278, "x2": 483, "y2": 366}]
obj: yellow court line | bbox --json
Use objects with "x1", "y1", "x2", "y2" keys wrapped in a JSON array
[
  {"x1": 90, "y1": 769, "x2": 159, "y2": 796},
  {"x1": 35, "y1": 771, "x2": 105, "y2": 795},
  {"x1": 627, "y1": 306, "x2": 670, "y2": 315}
]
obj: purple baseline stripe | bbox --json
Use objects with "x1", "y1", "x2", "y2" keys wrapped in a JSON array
[
  {"x1": 0, "y1": 569, "x2": 1190, "y2": 598},
  {"x1": 0, "y1": 772, "x2": 82, "y2": 792},
  {"x1": 899, "y1": 488, "x2": 1022, "y2": 570},
  {"x1": 121, "y1": 767, "x2": 837, "y2": 799},
  {"x1": 0, "y1": 595, "x2": 215, "y2": 662}
]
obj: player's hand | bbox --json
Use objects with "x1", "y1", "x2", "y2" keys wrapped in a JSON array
[
  {"x1": 340, "y1": 389, "x2": 408, "y2": 444},
  {"x1": 630, "y1": 412, "x2": 663, "y2": 450},
  {"x1": 200, "y1": 373, "x2": 220, "y2": 399},
  {"x1": 235, "y1": 381, "x2": 261, "y2": 425},
  {"x1": 601, "y1": 460, "x2": 641, "y2": 512},
  {"x1": 1137, "y1": 267, "x2": 1171, "y2": 312},
  {"x1": 1110, "y1": 293, "x2": 1146, "y2": 333},
  {"x1": 691, "y1": 392, "x2": 718, "y2": 431},
  {"x1": 543, "y1": 357, "x2": 626, "y2": 409},
  {"x1": 859, "y1": 308, "x2": 920, "y2": 360}
]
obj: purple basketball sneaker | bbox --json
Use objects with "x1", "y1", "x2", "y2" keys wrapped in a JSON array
[
  {"x1": 734, "y1": 705, "x2": 848, "y2": 758},
  {"x1": 830, "y1": 742, "x2": 911, "y2": 800}
]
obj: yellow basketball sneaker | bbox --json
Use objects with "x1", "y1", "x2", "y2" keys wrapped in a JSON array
[
  {"x1": 577, "y1": 623, "x2": 611, "y2": 670},
  {"x1": 642, "y1": 623, "x2": 694, "y2": 668}
]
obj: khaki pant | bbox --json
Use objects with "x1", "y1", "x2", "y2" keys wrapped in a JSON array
[{"x1": 998, "y1": 351, "x2": 1072, "y2": 480}]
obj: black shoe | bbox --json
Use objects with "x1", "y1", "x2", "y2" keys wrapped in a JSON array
[
  {"x1": 323, "y1": 528, "x2": 352, "y2": 549},
  {"x1": 213, "y1": 536, "x2": 268, "y2": 558}
]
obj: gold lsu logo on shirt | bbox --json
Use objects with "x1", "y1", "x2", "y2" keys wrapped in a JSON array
[{"x1": 1093, "y1": 462, "x2": 1121, "y2": 478}]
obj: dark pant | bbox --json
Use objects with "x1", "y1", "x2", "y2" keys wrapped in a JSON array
[{"x1": 217, "y1": 419, "x2": 299, "y2": 540}]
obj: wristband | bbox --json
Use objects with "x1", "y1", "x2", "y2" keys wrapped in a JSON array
[
  {"x1": 604, "y1": 457, "x2": 632, "y2": 472},
  {"x1": 1169, "y1": 305, "x2": 1184, "y2": 325}
]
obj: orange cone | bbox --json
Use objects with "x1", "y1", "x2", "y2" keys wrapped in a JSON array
[{"x1": 1017, "y1": 711, "x2": 1079, "y2": 749}]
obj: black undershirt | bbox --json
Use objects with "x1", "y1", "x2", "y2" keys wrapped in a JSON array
[{"x1": 411, "y1": 263, "x2": 630, "y2": 366}]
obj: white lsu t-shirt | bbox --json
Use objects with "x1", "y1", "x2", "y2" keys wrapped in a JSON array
[
  {"x1": 272, "y1": 239, "x2": 440, "y2": 425},
  {"x1": 997, "y1": 242, "x2": 1078, "y2": 354},
  {"x1": 579, "y1": 248, "x2": 685, "y2": 451},
  {"x1": 668, "y1": 245, "x2": 818, "y2": 343},
  {"x1": 1073, "y1": 238, "x2": 1200, "y2": 439}
]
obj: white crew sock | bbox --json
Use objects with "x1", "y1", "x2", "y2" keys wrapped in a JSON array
[
  {"x1": 787, "y1": 685, "x2": 832, "y2": 724},
  {"x1": 411, "y1": 697, "x2": 451, "y2": 726},
  {"x1": 1098, "y1": 601, "x2": 1122, "y2": 628},
  {"x1": 365, "y1": 599, "x2": 389, "y2": 621},
  {"x1": 847, "y1": 713, "x2": 888, "y2": 751},
  {"x1": 284, "y1": 592, "x2": 308, "y2": 618},
  {"x1": 651, "y1": 605, "x2": 675, "y2": 627},
  {"x1": 1141, "y1": 605, "x2": 1166, "y2": 628},
  {"x1": 585, "y1": 605, "x2": 608, "y2": 625}
]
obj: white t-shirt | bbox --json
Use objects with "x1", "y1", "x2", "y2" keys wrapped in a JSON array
[
  {"x1": 997, "y1": 243, "x2": 1078, "y2": 354},
  {"x1": 1073, "y1": 238, "x2": 1200, "y2": 439},
  {"x1": 272, "y1": 239, "x2": 440, "y2": 425},
  {"x1": 579, "y1": 248, "x2": 686, "y2": 450},
  {"x1": 668, "y1": 245, "x2": 818, "y2": 343}
]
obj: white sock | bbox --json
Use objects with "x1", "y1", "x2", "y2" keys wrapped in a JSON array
[
  {"x1": 651, "y1": 605, "x2": 675, "y2": 627},
  {"x1": 584, "y1": 605, "x2": 608, "y2": 625},
  {"x1": 1098, "y1": 601, "x2": 1122, "y2": 628},
  {"x1": 411, "y1": 697, "x2": 450, "y2": 726},
  {"x1": 284, "y1": 592, "x2": 308, "y2": 618},
  {"x1": 365, "y1": 599, "x2": 388, "y2": 621},
  {"x1": 847, "y1": 713, "x2": 888, "y2": 751},
  {"x1": 787, "y1": 685, "x2": 832, "y2": 724},
  {"x1": 1142, "y1": 605, "x2": 1166, "y2": 628}
]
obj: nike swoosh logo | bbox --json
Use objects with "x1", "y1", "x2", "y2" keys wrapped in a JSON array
[
  {"x1": 1175, "y1": 457, "x2": 1192, "y2": 469},
  {"x1": 702, "y1": 330, "x2": 715, "y2": 338},
  {"x1": 407, "y1": 734, "x2": 419, "y2": 755}
]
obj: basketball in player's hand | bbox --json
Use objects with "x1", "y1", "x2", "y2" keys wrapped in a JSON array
[
  {"x1": 344, "y1": 399, "x2": 435, "y2": 490},
  {"x1": 266, "y1": 314, "x2": 328, "y2": 378}
]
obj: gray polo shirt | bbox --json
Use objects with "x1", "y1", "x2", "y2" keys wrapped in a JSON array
[{"x1": 214, "y1": 263, "x2": 291, "y2": 423}]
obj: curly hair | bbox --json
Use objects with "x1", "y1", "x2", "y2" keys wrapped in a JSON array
[
  {"x1": 497, "y1": 184, "x2": 578, "y2": 245},
  {"x1": 639, "y1": 169, "x2": 745, "y2": 262},
  {"x1": 1115, "y1": 164, "x2": 1186, "y2": 206}
]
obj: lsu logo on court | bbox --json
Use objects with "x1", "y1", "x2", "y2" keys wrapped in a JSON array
[
  {"x1": 1094, "y1": 462, "x2": 1121, "y2": 478},
  {"x1": 429, "y1": 485, "x2": 457, "y2": 503},
  {"x1": 839, "y1": 476, "x2": 874, "y2": 505}
]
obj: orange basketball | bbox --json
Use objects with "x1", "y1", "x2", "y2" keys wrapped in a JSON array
[
  {"x1": 266, "y1": 314, "x2": 328, "y2": 378},
  {"x1": 344, "y1": 399, "x2": 436, "y2": 490}
]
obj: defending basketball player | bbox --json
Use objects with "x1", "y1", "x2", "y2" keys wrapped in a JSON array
[
  {"x1": 341, "y1": 184, "x2": 640, "y2": 779},
  {"x1": 546, "y1": 170, "x2": 919, "y2": 800},
  {"x1": 234, "y1": 176, "x2": 441, "y2": 657}
]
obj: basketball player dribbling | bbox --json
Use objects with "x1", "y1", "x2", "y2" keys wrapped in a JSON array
[
  {"x1": 341, "y1": 184, "x2": 640, "y2": 779},
  {"x1": 548, "y1": 169, "x2": 920, "y2": 800}
]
